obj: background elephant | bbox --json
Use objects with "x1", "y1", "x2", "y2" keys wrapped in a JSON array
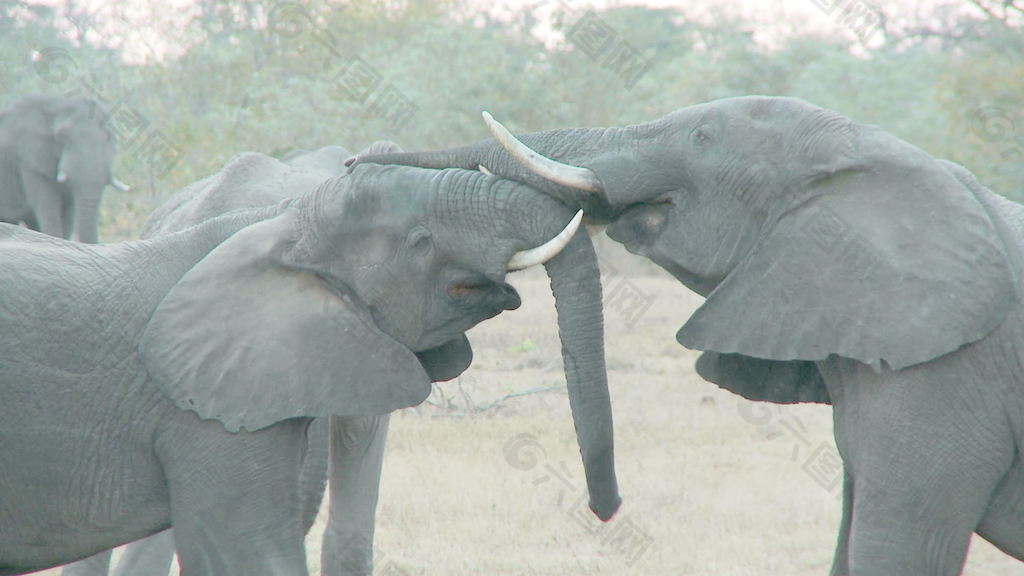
[
  {"x1": 0, "y1": 94, "x2": 129, "y2": 243},
  {"x1": 61, "y1": 144, "x2": 375, "y2": 576},
  {"x1": 0, "y1": 160, "x2": 617, "y2": 575},
  {"x1": 350, "y1": 96, "x2": 1024, "y2": 576}
]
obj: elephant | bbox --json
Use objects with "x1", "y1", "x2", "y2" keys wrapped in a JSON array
[
  {"x1": 0, "y1": 94, "x2": 129, "y2": 243},
  {"x1": 348, "y1": 95, "x2": 1024, "y2": 575},
  {"x1": 60, "y1": 144, "x2": 385, "y2": 576},
  {"x1": 0, "y1": 158, "x2": 620, "y2": 575}
]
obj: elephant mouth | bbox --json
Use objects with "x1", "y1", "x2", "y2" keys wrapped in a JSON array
[
  {"x1": 414, "y1": 282, "x2": 519, "y2": 353},
  {"x1": 606, "y1": 202, "x2": 670, "y2": 255},
  {"x1": 447, "y1": 279, "x2": 522, "y2": 312}
]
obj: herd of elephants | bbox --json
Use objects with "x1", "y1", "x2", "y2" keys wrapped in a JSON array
[{"x1": 1, "y1": 92, "x2": 1023, "y2": 576}]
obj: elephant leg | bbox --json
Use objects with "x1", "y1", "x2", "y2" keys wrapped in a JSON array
[
  {"x1": 110, "y1": 529, "x2": 177, "y2": 576},
  {"x1": 824, "y1": 355, "x2": 1017, "y2": 576},
  {"x1": 843, "y1": 477, "x2": 994, "y2": 575},
  {"x1": 321, "y1": 414, "x2": 390, "y2": 576},
  {"x1": 62, "y1": 195, "x2": 75, "y2": 240},
  {"x1": 61, "y1": 549, "x2": 112, "y2": 576},
  {"x1": 299, "y1": 418, "x2": 330, "y2": 533},
  {"x1": 837, "y1": 417, "x2": 1011, "y2": 575},
  {"x1": 158, "y1": 417, "x2": 309, "y2": 576},
  {"x1": 829, "y1": 468, "x2": 854, "y2": 576},
  {"x1": 21, "y1": 170, "x2": 66, "y2": 238},
  {"x1": 976, "y1": 460, "x2": 1024, "y2": 561}
]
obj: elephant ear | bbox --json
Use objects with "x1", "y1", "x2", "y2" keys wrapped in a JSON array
[
  {"x1": 695, "y1": 352, "x2": 830, "y2": 404},
  {"x1": 678, "y1": 134, "x2": 1018, "y2": 372},
  {"x1": 139, "y1": 209, "x2": 433, "y2": 432}
]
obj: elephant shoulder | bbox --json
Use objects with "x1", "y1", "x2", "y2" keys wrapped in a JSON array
[
  {"x1": 695, "y1": 352, "x2": 831, "y2": 405},
  {"x1": 0, "y1": 227, "x2": 151, "y2": 364},
  {"x1": 141, "y1": 175, "x2": 217, "y2": 238},
  {"x1": 941, "y1": 159, "x2": 1024, "y2": 295}
]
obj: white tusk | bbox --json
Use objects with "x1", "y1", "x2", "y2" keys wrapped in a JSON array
[
  {"x1": 482, "y1": 111, "x2": 602, "y2": 193},
  {"x1": 111, "y1": 177, "x2": 132, "y2": 192},
  {"x1": 507, "y1": 209, "x2": 584, "y2": 271},
  {"x1": 56, "y1": 170, "x2": 68, "y2": 183},
  {"x1": 478, "y1": 164, "x2": 493, "y2": 176}
]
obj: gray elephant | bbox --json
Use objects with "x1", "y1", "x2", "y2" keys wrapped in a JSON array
[
  {"x1": 0, "y1": 94, "x2": 129, "y2": 243},
  {"x1": 60, "y1": 144, "x2": 385, "y2": 576},
  {"x1": 350, "y1": 95, "x2": 1024, "y2": 576},
  {"x1": 0, "y1": 158, "x2": 619, "y2": 575}
]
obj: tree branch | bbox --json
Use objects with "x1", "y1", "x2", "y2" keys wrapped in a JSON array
[{"x1": 474, "y1": 385, "x2": 563, "y2": 412}]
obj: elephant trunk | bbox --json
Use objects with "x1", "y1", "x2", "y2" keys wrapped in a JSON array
[
  {"x1": 352, "y1": 126, "x2": 624, "y2": 221},
  {"x1": 544, "y1": 230, "x2": 620, "y2": 520},
  {"x1": 459, "y1": 173, "x2": 621, "y2": 520},
  {"x1": 73, "y1": 192, "x2": 102, "y2": 243}
]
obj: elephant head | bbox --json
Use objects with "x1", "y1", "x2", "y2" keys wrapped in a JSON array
[
  {"x1": 48, "y1": 97, "x2": 126, "y2": 241},
  {"x1": 349, "y1": 96, "x2": 1017, "y2": 388},
  {"x1": 140, "y1": 163, "x2": 621, "y2": 520},
  {"x1": 2, "y1": 95, "x2": 127, "y2": 242}
]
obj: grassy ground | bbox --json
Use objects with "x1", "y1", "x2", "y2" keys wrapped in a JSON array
[{"x1": 32, "y1": 239, "x2": 1023, "y2": 576}]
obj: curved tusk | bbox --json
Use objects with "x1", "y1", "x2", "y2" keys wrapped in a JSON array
[
  {"x1": 482, "y1": 111, "x2": 602, "y2": 193},
  {"x1": 56, "y1": 170, "x2": 68, "y2": 183},
  {"x1": 478, "y1": 164, "x2": 493, "y2": 176},
  {"x1": 111, "y1": 177, "x2": 132, "y2": 192},
  {"x1": 507, "y1": 209, "x2": 584, "y2": 271}
]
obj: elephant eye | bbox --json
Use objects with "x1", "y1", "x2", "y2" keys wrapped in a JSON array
[
  {"x1": 646, "y1": 194, "x2": 674, "y2": 206},
  {"x1": 406, "y1": 227, "x2": 433, "y2": 255},
  {"x1": 690, "y1": 125, "x2": 713, "y2": 149}
]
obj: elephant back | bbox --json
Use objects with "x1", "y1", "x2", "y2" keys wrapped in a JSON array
[
  {"x1": 280, "y1": 145, "x2": 351, "y2": 176},
  {"x1": 140, "y1": 147, "x2": 350, "y2": 237},
  {"x1": 142, "y1": 150, "x2": 340, "y2": 238},
  {"x1": 0, "y1": 226, "x2": 193, "y2": 379}
]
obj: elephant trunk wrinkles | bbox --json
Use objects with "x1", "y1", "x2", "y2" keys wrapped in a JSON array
[
  {"x1": 459, "y1": 174, "x2": 621, "y2": 520},
  {"x1": 544, "y1": 232, "x2": 620, "y2": 520}
]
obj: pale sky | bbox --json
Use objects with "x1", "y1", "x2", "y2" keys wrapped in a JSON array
[{"x1": 26, "y1": 0, "x2": 1012, "y2": 62}]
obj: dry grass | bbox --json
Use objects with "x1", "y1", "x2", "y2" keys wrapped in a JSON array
[{"x1": 32, "y1": 240, "x2": 1023, "y2": 575}]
